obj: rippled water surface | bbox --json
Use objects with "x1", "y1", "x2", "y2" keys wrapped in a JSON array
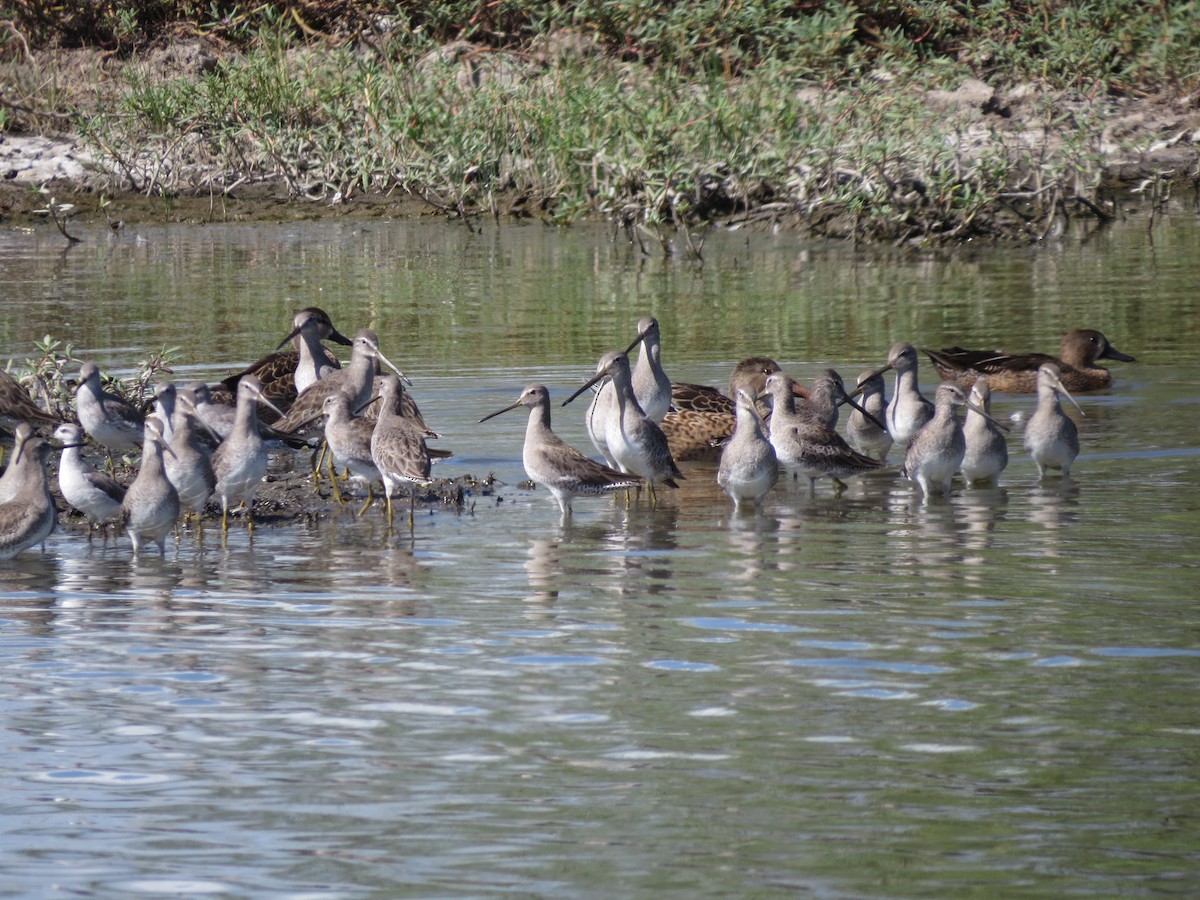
[{"x1": 1, "y1": 216, "x2": 1198, "y2": 897}]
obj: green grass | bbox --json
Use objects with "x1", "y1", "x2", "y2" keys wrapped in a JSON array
[{"x1": 5, "y1": 1, "x2": 1200, "y2": 242}]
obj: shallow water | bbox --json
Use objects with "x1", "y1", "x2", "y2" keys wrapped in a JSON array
[{"x1": 0, "y1": 216, "x2": 1198, "y2": 897}]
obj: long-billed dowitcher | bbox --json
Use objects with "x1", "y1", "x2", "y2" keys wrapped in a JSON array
[
  {"x1": 121, "y1": 418, "x2": 180, "y2": 556},
  {"x1": 216, "y1": 307, "x2": 352, "y2": 411},
  {"x1": 75, "y1": 362, "x2": 145, "y2": 457},
  {"x1": 481, "y1": 383, "x2": 640, "y2": 516},
  {"x1": 564, "y1": 351, "x2": 682, "y2": 504},
  {"x1": 321, "y1": 392, "x2": 382, "y2": 515},
  {"x1": 272, "y1": 329, "x2": 406, "y2": 438},
  {"x1": 152, "y1": 382, "x2": 178, "y2": 445},
  {"x1": 164, "y1": 393, "x2": 216, "y2": 524},
  {"x1": 54, "y1": 422, "x2": 126, "y2": 535},
  {"x1": 212, "y1": 375, "x2": 284, "y2": 535},
  {"x1": 717, "y1": 388, "x2": 778, "y2": 512},
  {"x1": 0, "y1": 422, "x2": 36, "y2": 503},
  {"x1": 960, "y1": 378, "x2": 1009, "y2": 486},
  {"x1": 276, "y1": 307, "x2": 353, "y2": 394},
  {"x1": 846, "y1": 369, "x2": 893, "y2": 462},
  {"x1": 1024, "y1": 363, "x2": 1083, "y2": 479},
  {"x1": 626, "y1": 316, "x2": 672, "y2": 424},
  {"x1": 924, "y1": 328, "x2": 1135, "y2": 393},
  {"x1": 0, "y1": 432, "x2": 57, "y2": 560},
  {"x1": 763, "y1": 372, "x2": 883, "y2": 494},
  {"x1": 371, "y1": 375, "x2": 432, "y2": 528},
  {"x1": 854, "y1": 342, "x2": 933, "y2": 445},
  {"x1": 904, "y1": 383, "x2": 1008, "y2": 498},
  {"x1": 661, "y1": 357, "x2": 788, "y2": 462},
  {"x1": 0, "y1": 369, "x2": 59, "y2": 431}
]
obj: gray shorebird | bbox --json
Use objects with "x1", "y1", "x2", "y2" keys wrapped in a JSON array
[
  {"x1": 0, "y1": 369, "x2": 59, "y2": 432},
  {"x1": 216, "y1": 306, "x2": 352, "y2": 412},
  {"x1": 846, "y1": 369, "x2": 893, "y2": 462},
  {"x1": 276, "y1": 307, "x2": 352, "y2": 394},
  {"x1": 1024, "y1": 363, "x2": 1083, "y2": 479},
  {"x1": 626, "y1": 316, "x2": 673, "y2": 424},
  {"x1": 0, "y1": 422, "x2": 36, "y2": 504},
  {"x1": 53, "y1": 422, "x2": 125, "y2": 536},
  {"x1": 481, "y1": 383, "x2": 640, "y2": 516},
  {"x1": 75, "y1": 362, "x2": 145, "y2": 457},
  {"x1": 152, "y1": 382, "x2": 178, "y2": 446},
  {"x1": 321, "y1": 392, "x2": 382, "y2": 515},
  {"x1": 855, "y1": 342, "x2": 934, "y2": 446},
  {"x1": 717, "y1": 388, "x2": 778, "y2": 512},
  {"x1": 188, "y1": 382, "x2": 235, "y2": 444},
  {"x1": 960, "y1": 378, "x2": 1009, "y2": 486},
  {"x1": 583, "y1": 316, "x2": 673, "y2": 468},
  {"x1": 164, "y1": 394, "x2": 216, "y2": 525},
  {"x1": 0, "y1": 433, "x2": 57, "y2": 560},
  {"x1": 121, "y1": 418, "x2": 180, "y2": 556},
  {"x1": 904, "y1": 383, "x2": 1008, "y2": 499},
  {"x1": 764, "y1": 372, "x2": 884, "y2": 494},
  {"x1": 212, "y1": 375, "x2": 284, "y2": 535},
  {"x1": 271, "y1": 329, "x2": 406, "y2": 439},
  {"x1": 564, "y1": 351, "x2": 683, "y2": 505},
  {"x1": 370, "y1": 375, "x2": 432, "y2": 528},
  {"x1": 924, "y1": 328, "x2": 1135, "y2": 393}
]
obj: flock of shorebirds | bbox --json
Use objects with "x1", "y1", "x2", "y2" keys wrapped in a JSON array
[{"x1": 0, "y1": 308, "x2": 1134, "y2": 559}]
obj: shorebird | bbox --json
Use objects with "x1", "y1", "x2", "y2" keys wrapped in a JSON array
[
  {"x1": 904, "y1": 383, "x2": 1008, "y2": 499},
  {"x1": 481, "y1": 383, "x2": 640, "y2": 516},
  {"x1": 0, "y1": 432, "x2": 57, "y2": 560},
  {"x1": 121, "y1": 418, "x2": 180, "y2": 556},
  {"x1": 74, "y1": 362, "x2": 145, "y2": 458},
  {"x1": 763, "y1": 372, "x2": 884, "y2": 494},
  {"x1": 1024, "y1": 363, "x2": 1083, "y2": 479},
  {"x1": 164, "y1": 393, "x2": 216, "y2": 525},
  {"x1": 321, "y1": 392, "x2": 382, "y2": 515},
  {"x1": 188, "y1": 382, "x2": 235, "y2": 444},
  {"x1": 846, "y1": 369, "x2": 893, "y2": 462},
  {"x1": 152, "y1": 382, "x2": 178, "y2": 445},
  {"x1": 271, "y1": 329, "x2": 406, "y2": 439},
  {"x1": 584, "y1": 316, "x2": 673, "y2": 468},
  {"x1": 854, "y1": 342, "x2": 934, "y2": 445},
  {"x1": 923, "y1": 328, "x2": 1135, "y2": 393},
  {"x1": 661, "y1": 357, "x2": 788, "y2": 462},
  {"x1": 216, "y1": 306, "x2": 352, "y2": 411},
  {"x1": 960, "y1": 378, "x2": 1009, "y2": 486},
  {"x1": 564, "y1": 351, "x2": 683, "y2": 504},
  {"x1": 212, "y1": 375, "x2": 284, "y2": 535},
  {"x1": 370, "y1": 375, "x2": 432, "y2": 528},
  {"x1": 805, "y1": 368, "x2": 847, "y2": 431},
  {"x1": 0, "y1": 422, "x2": 36, "y2": 503},
  {"x1": 0, "y1": 369, "x2": 59, "y2": 431},
  {"x1": 717, "y1": 388, "x2": 778, "y2": 512},
  {"x1": 276, "y1": 307, "x2": 352, "y2": 394},
  {"x1": 53, "y1": 422, "x2": 126, "y2": 536}
]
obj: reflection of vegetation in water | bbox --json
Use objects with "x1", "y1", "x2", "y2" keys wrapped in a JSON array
[{"x1": 6, "y1": 2, "x2": 1200, "y2": 243}]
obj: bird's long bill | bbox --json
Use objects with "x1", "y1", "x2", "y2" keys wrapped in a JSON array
[
  {"x1": 353, "y1": 394, "x2": 381, "y2": 417},
  {"x1": 964, "y1": 399, "x2": 1012, "y2": 432},
  {"x1": 622, "y1": 331, "x2": 646, "y2": 357},
  {"x1": 846, "y1": 363, "x2": 894, "y2": 398},
  {"x1": 1052, "y1": 378, "x2": 1086, "y2": 417},
  {"x1": 328, "y1": 327, "x2": 354, "y2": 347},
  {"x1": 274, "y1": 325, "x2": 305, "y2": 352},
  {"x1": 478, "y1": 400, "x2": 521, "y2": 424},
  {"x1": 837, "y1": 393, "x2": 885, "y2": 432},
  {"x1": 376, "y1": 350, "x2": 412, "y2": 386},
  {"x1": 251, "y1": 388, "x2": 287, "y2": 420},
  {"x1": 561, "y1": 369, "x2": 608, "y2": 406}
]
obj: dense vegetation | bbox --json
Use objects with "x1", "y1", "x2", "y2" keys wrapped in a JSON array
[{"x1": 4, "y1": 1, "x2": 1199, "y2": 243}]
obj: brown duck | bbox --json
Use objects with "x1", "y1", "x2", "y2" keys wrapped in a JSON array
[{"x1": 923, "y1": 328, "x2": 1135, "y2": 393}]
